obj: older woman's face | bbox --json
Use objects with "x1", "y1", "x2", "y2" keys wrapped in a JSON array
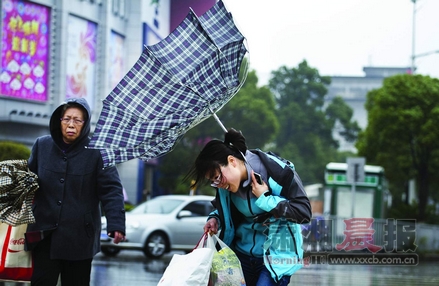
[{"x1": 60, "y1": 107, "x2": 85, "y2": 144}]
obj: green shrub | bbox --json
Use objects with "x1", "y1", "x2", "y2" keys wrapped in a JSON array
[
  {"x1": 388, "y1": 201, "x2": 439, "y2": 224},
  {"x1": 0, "y1": 141, "x2": 31, "y2": 161}
]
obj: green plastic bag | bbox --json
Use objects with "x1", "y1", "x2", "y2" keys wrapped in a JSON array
[{"x1": 208, "y1": 234, "x2": 246, "y2": 286}]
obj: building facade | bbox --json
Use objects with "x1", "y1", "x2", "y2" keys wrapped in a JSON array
[
  {"x1": 0, "y1": 0, "x2": 411, "y2": 203},
  {"x1": 0, "y1": 0, "x2": 215, "y2": 203},
  {"x1": 326, "y1": 66, "x2": 411, "y2": 152}
]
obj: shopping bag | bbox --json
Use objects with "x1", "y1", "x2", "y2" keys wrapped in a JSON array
[
  {"x1": 157, "y1": 233, "x2": 214, "y2": 286},
  {"x1": 0, "y1": 222, "x2": 33, "y2": 281},
  {"x1": 208, "y1": 234, "x2": 246, "y2": 286}
]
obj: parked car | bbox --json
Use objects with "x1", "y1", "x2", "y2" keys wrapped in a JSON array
[{"x1": 100, "y1": 195, "x2": 215, "y2": 258}]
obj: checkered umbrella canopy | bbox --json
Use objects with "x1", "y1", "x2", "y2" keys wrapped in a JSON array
[
  {"x1": 88, "y1": 0, "x2": 248, "y2": 168},
  {"x1": 0, "y1": 160, "x2": 38, "y2": 226}
]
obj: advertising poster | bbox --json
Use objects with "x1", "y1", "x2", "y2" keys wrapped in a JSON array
[
  {"x1": 109, "y1": 31, "x2": 125, "y2": 91},
  {"x1": 65, "y1": 15, "x2": 97, "y2": 110},
  {"x1": 0, "y1": 0, "x2": 50, "y2": 102}
]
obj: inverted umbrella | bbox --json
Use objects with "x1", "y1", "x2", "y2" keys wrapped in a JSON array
[
  {"x1": 88, "y1": 0, "x2": 248, "y2": 167},
  {"x1": 0, "y1": 160, "x2": 38, "y2": 226}
]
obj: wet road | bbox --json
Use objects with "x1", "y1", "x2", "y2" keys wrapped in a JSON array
[
  {"x1": 289, "y1": 262, "x2": 439, "y2": 286},
  {"x1": 1, "y1": 251, "x2": 438, "y2": 285},
  {"x1": 92, "y1": 251, "x2": 439, "y2": 286},
  {"x1": 91, "y1": 251, "x2": 167, "y2": 285}
]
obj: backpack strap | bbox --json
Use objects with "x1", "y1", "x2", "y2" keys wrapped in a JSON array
[{"x1": 250, "y1": 149, "x2": 295, "y2": 196}]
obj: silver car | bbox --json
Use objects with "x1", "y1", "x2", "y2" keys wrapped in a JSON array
[{"x1": 100, "y1": 195, "x2": 215, "y2": 258}]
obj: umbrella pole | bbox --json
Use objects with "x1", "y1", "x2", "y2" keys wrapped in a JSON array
[{"x1": 211, "y1": 110, "x2": 228, "y2": 133}]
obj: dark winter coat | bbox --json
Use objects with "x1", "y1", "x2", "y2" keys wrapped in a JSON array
[{"x1": 26, "y1": 98, "x2": 125, "y2": 260}]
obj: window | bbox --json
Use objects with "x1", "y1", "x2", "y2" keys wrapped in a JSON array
[
  {"x1": 112, "y1": 0, "x2": 119, "y2": 15},
  {"x1": 183, "y1": 201, "x2": 214, "y2": 217},
  {"x1": 119, "y1": 0, "x2": 125, "y2": 18}
]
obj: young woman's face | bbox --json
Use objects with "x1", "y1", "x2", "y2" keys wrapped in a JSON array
[{"x1": 208, "y1": 156, "x2": 246, "y2": 193}]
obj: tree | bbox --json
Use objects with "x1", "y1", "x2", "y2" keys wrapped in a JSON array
[
  {"x1": 217, "y1": 70, "x2": 279, "y2": 148},
  {"x1": 356, "y1": 74, "x2": 439, "y2": 220},
  {"x1": 158, "y1": 70, "x2": 279, "y2": 194},
  {"x1": 326, "y1": 96, "x2": 362, "y2": 143},
  {"x1": 268, "y1": 61, "x2": 360, "y2": 184}
]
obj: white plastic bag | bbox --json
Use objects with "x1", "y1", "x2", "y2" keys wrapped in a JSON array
[
  {"x1": 208, "y1": 234, "x2": 246, "y2": 286},
  {"x1": 157, "y1": 233, "x2": 214, "y2": 286}
]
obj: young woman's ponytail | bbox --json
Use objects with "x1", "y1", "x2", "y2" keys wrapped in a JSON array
[{"x1": 224, "y1": 128, "x2": 247, "y2": 159}]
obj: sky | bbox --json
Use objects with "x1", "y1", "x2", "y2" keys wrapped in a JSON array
[{"x1": 223, "y1": 0, "x2": 439, "y2": 86}]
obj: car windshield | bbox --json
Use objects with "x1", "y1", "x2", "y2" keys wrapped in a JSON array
[{"x1": 129, "y1": 198, "x2": 184, "y2": 214}]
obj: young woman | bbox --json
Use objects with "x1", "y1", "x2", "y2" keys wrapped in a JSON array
[{"x1": 188, "y1": 129, "x2": 311, "y2": 286}]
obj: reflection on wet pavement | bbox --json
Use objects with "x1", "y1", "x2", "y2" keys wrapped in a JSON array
[
  {"x1": 289, "y1": 262, "x2": 439, "y2": 285},
  {"x1": 1, "y1": 251, "x2": 438, "y2": 286}
]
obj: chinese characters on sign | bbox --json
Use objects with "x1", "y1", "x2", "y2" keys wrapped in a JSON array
[
  {"x1": 299, "y1": 217, "x2": 418, "y2": 266},
  {"x1": 335, "y1": 218, "x2": 383, "y2": 253},
  {"x1": 302, "y1": 217, "x2": 417, "y2": 254},
  {"x1": 1, "y1": 0, "x2": 50, "y2": 102},
  {"x1": 383, "y1": 218, "x2": 417, "y2": 252}
]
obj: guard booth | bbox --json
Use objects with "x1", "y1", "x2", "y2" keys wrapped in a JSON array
[{"x1": 323, "y1": 162, "x2": 389, "y2": 219}]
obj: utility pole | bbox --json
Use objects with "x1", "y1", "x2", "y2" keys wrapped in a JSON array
[
  {"x1": 346, "y1": 157, "x2": 365, "y2": 218},
  {"x1": 411, "y1": 0, "x2": 416, "y2": 74},
  {"x1": 410, "y1": 0, "x2": 439, "y2": 74}
]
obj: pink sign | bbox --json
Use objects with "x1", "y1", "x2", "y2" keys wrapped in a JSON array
[
  {"x1": 1, "y1": 0, "x2": 50, "y2": 102},
  {"x1": 109, "y1": 31, "x2": 125, "y2": 91},
  {"x1": 65, "y1": 15, "x2": 97, "y2": 111}
]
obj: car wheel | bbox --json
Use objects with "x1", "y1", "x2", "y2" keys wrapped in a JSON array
[
  {"x1": 101, "y1": 246, "x2": 121, "y2": 257},
  {"x1": 144, "y1": 232, "x2": 167, "y2": 258}
]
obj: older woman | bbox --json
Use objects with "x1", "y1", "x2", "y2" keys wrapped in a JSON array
[{"x1": 26, "y1": 98, "x2": 125, "y2": 286}]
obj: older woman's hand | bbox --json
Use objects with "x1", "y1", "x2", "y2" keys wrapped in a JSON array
[{"x1": 110, "y1": 231, "x2": 126, "y2": 244}]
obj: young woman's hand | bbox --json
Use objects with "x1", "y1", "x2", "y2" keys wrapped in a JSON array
[
  {"x1": 203, "y1": 218, "x2": 218, "y2": 234},
  {"x1": 251, "y1": 171, "x2": 269, "y2": 198}
]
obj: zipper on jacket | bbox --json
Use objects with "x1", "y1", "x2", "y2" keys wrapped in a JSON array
[
  {"x1": 246, "y1": 186, "x2": 259, "y2": 256},
  {"x1": 265, "y1": 222, "x2": 299, "y2": 282},
  {"x1": 246, "y1": 186, "x2": 254, "y2": 215},
  {"x1": 226, "y1": 193, "x2": 233, "y2": 229},
  {"x1": 249, "y1": 230, "x2": 257, "y2": 256},
  {"x1": 265, "y1": 248, "x2": 279, "y2": 283},
  {"x1": 287, "y1": 223, "x2": 299, "y2": 257}
]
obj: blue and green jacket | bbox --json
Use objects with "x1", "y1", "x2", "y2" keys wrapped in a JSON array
[{"x1": 208, "y1": 149, "x2": 312, "y2": 282}]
